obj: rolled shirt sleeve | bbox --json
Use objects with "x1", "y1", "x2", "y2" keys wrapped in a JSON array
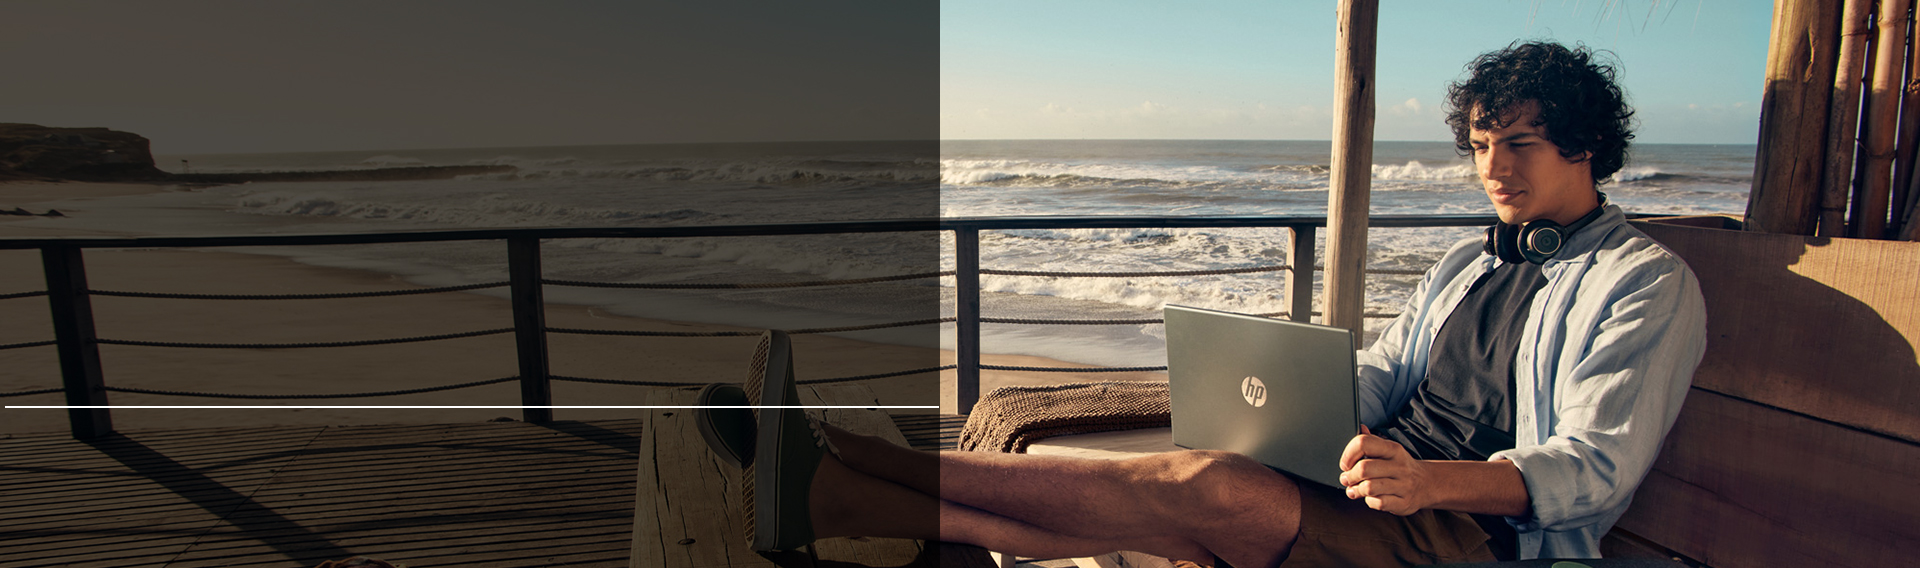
[{"x1": 1494, "y1": 246, "x2": 1707, "y2": 535}]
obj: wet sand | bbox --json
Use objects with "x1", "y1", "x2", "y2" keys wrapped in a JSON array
[{"x1": 0, "y1": 182, "x2": 1165, "y2": 435}]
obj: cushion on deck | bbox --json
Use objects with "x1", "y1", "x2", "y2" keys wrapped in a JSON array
[{"x1": 957, "y1": 381, "x2": 1170, "y2": 453}]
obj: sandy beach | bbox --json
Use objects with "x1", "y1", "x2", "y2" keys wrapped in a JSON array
[{"x1": 0, "y1": 182, "x2": 1165, "y2": 436}]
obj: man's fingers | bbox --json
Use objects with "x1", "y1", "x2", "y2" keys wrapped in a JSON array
[
  {"x1": 1339, "y1": 433, "x2": 1402, "y2": 471},
  {"x1": 1339, "y1": 434, "x2": 1367, "y2": 471},
  {"x1": 1363, "y1": 495, "x2": 1417, "y2": 516},
  {"x1": 1344, "y1": 477, "x2": 1404, "y2": 501},
  {"x1": 1339, "y1": 459, "x2": 1394, "y2": 486}
]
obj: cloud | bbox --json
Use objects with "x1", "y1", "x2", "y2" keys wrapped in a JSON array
[
  {"x1": 1389, "y1": 97, "x2": 1425, "y2": 115},
  {"x1": 1041, "y1": 103, "x2": 1073, "y2": 114}
]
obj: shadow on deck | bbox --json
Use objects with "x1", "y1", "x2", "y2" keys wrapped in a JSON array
[{"x1": 0, "y1": 415, "x2": 974, "y2": 568}]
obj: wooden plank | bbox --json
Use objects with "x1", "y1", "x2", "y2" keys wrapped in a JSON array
[
  {"x1": 1323, "y1": 0, "x2": 1378, "y2": 333},
  {"x1": 890, "y1": 413, "x2": 965, "y2": 451},
  {"x1": 162, "y1": 422, "x2": 641, "y2": 567},
  {"x1": 1635, "y1": 222, "x2": 1920, "y2": 442},
  {"x1": 629, "y1": 387, "x2": 775, "y2": 568},
  {"x1": 0, "y1": 426, "x2": 322, "y2": 567},
  {"x1": 1614, "y1": 389, "x2": 1920, "y2": 568},
  {"x1": 2, "y1": 420, "x2": 656, "y2": 568},
  {"x1": 633, "y1": 388, "x2": 687, "y2": 568},
  {"x1": 802, "y1": 384, "x2": 926, "y2": 566},
  {"x1": 1746, "y1": 0, "x2": 1842, "y2": 235}
]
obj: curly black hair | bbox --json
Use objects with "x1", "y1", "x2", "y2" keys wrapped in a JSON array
[{"x1": 1444, "y1": 41, "x2": 1635, "y2": 185}]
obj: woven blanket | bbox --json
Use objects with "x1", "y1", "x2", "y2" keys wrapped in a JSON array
[{"x1": 957, "y1": 381, "x2": 1171, "y2": 453}]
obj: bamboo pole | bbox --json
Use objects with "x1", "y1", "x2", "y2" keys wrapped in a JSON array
[
  {"x1": 1893, "y1": 5, "x2": 1920, "y2": 239},
  {"x1": 1818, "y1": 0, "x2": 1875, "y2": 236},
  {"x1": 1850, "y1": 0, "x2": 1912, "y2": 239},
  {"x1": 1325, "y1": 0, "x2": 1377, "y2": 335},
  {"x1": 1889, "y1": 2, "x2": 1920, "y2": 238},
  {"x1": 1904, "y1": 1, "x2": 1920, "y2": 239},
  {"x1": 1747, "y1": 0, "x2": 1844, "y2": 235}
]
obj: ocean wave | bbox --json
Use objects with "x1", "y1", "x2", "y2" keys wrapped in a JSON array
[
  {"x1": 945, "y1": 159, "x2": 1480, "y2": 190},
  {"x1": 361, "y1": 155, "x2": 427, "y2": 167},
  {"x1": 453, "y1": 162, "x2": 938, "y2": 185},
  {"x1": 233, "y1": 190, "x2": 726, "y2": 226},
  {"x1": 1257, "y1": 164, "x2": 1330, "y2": 175},
  {"x1": 1373, "y1": 160, "x2": 1474, "y2": 181},
  {"x1": 1610, "y1": 166, "x2": 1663, "y2": 183},
  {"x1": 1605, "y1": 167, "x2": 1751, "y2": 188}
]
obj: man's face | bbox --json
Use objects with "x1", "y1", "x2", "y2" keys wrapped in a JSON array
[{"x1": 1469, "y1": 101, "x2": 1598, "y2": 225}]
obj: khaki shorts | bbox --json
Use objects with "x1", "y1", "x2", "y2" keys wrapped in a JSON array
[{"x1": 1282, "y1": 478, "x2": 1499, "y2": 567}]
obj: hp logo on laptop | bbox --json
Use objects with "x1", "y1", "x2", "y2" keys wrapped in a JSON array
[{"x1": 1241, "y1": 376, "x2": 1267, "y2": 407}]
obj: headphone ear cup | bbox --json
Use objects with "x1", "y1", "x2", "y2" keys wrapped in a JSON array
[
  {"x1": 1493, "y1": 223, "x2": 1528, "y2": 264},
  {"x1": 1518, "y1": 220, "x2": 1565, "y2": 264}
]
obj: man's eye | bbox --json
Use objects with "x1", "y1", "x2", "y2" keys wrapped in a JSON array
[{"x1": 1510, "y1": 143, "x2": 1533, "y2": 148}]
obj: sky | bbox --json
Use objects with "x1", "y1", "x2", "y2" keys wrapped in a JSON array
[
  {"x1": 942, "y1": 0, "x2": 1774, "y2": 144},
  {"x1": 2, "y1": 2, "x2": 1769, "y2": 154},
  {"x1": 1, "y1": 2, "x2": 937, "y2": 154}
]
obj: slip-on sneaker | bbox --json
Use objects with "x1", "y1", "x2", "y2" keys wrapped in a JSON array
[
  {"x1": 741, "y1": 329, "x2": 828, "y2": 551},
  {"x1": 694, "y1": 382, "x2": 755, "y2": 469}
]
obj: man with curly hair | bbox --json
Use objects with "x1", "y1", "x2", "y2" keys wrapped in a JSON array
[{"x1": 696, "y1": 40, "x2": 1706, "y2": 567}]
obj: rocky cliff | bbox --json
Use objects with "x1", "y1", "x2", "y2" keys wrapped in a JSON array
[
  {"x1": 0, "y1": 123, "x2": 168, "y2": 181},
  {"x1": 0, "y1": 123, "x2": 516, "y2": 184}
]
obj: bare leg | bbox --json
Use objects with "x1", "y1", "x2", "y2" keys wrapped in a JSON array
[
  {"x1": 821, "y1": 423, "x2": 939, "y2": 494},
  {"x1": 820, "y1": 424, "x2": 1302, "y2": 568},
  {"x1": 808, "y1": 454, "x2": 1214, "y2": 563}
]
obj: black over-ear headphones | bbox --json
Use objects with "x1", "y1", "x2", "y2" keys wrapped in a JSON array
[{"x1": 1483, "y1": 196, "x2": 1608, "y2": 265}]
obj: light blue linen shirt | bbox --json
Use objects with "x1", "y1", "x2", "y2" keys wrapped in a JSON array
[{"x1": 1353, "y1": 205, "x2": 1707, "y2": 559}]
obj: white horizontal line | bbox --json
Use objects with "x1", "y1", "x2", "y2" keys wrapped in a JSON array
[{"x1": 3, "y1": 405, "x2": 940, "y2": 410}]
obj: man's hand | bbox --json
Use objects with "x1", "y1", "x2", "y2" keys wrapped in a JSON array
[
  {"x1": 1338, "y1": 425, "x2": 1431, "y2": 515},
  {"x1": 1336, "y1": 425, "x2": 1535, "y2": 517}
]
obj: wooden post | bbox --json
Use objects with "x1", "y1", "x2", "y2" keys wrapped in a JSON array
[
  {"x1": 508, "y1": 237, "x2": 552, "y2": 423},
  {"x1": 954, "y1": 228, "x2": 981, "y2": 415},
  {"x1": 1818, "y1": 0, "x2": 1875, "y2": 236},
  {"x1": 1284, "y1": 225, "x2": 1316, "y2": 322},
  {"x1": 1747, "y1": 0, "x2": 1843, "y2": 235},
  {"x1": 1324, "y1": 0, "x2": 1377, "y2": 335},
  {"x1": 41, "y1": 246, "x2": 112, "y2": 440},
  {"x1": 1848, "y1": 0, "x2": 1913, "y2": 239}
]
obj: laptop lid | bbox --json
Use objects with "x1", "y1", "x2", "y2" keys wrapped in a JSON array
[{"x1": 1164, "y1": 304, "x2": 1358, "y2": 488}]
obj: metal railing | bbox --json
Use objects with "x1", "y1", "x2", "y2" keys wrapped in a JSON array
[{"x1": 0, "y1": 215, "x2": 1505, "y2": 438}]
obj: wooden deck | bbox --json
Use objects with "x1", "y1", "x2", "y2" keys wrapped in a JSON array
[{"x1": 0, "y1": 410, "x2": 973, "y2": 568}]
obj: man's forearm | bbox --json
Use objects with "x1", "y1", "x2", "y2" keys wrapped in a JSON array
[{"x1": 1421, "y1": 458, "x2": 1531, "y2": 517}]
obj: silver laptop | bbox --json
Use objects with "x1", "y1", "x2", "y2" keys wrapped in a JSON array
[{"x1": 1164, "y1": 304, "x2": 1359, "y2": 488}]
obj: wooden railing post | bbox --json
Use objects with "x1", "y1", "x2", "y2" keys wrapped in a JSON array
[
  {"x1": 1285, "y1": 225, "x2": 1317, "y2": 323},
  {"x1": 1325, "y1": 0, "x2": 1379, "y2": 335},
  {"x1": 508, "y1": 237, "x2": 553, "y2": 423},
  {"x1": 41, "y1": 246, "x2": 112, "y2": 440},
  {"x1": 954, "y1": 227, "x2": 982, "y2": 415}
]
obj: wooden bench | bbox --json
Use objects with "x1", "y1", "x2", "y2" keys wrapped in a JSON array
[
  {"x1": 989, "y1": 220, "x2": 1920, "y2": 568},
  {"x1": 1616, "y1": 220, "x2": 1920, "y2": 568}
]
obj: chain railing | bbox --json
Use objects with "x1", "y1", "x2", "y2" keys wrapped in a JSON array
[{"x1": 0, "y1": 215, "x2": 1515, "y2": 437}]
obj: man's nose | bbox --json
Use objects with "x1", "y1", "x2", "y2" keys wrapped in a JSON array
[{"x1": 1480, "y1": 146, "x2": 1512, "y2": 180}]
